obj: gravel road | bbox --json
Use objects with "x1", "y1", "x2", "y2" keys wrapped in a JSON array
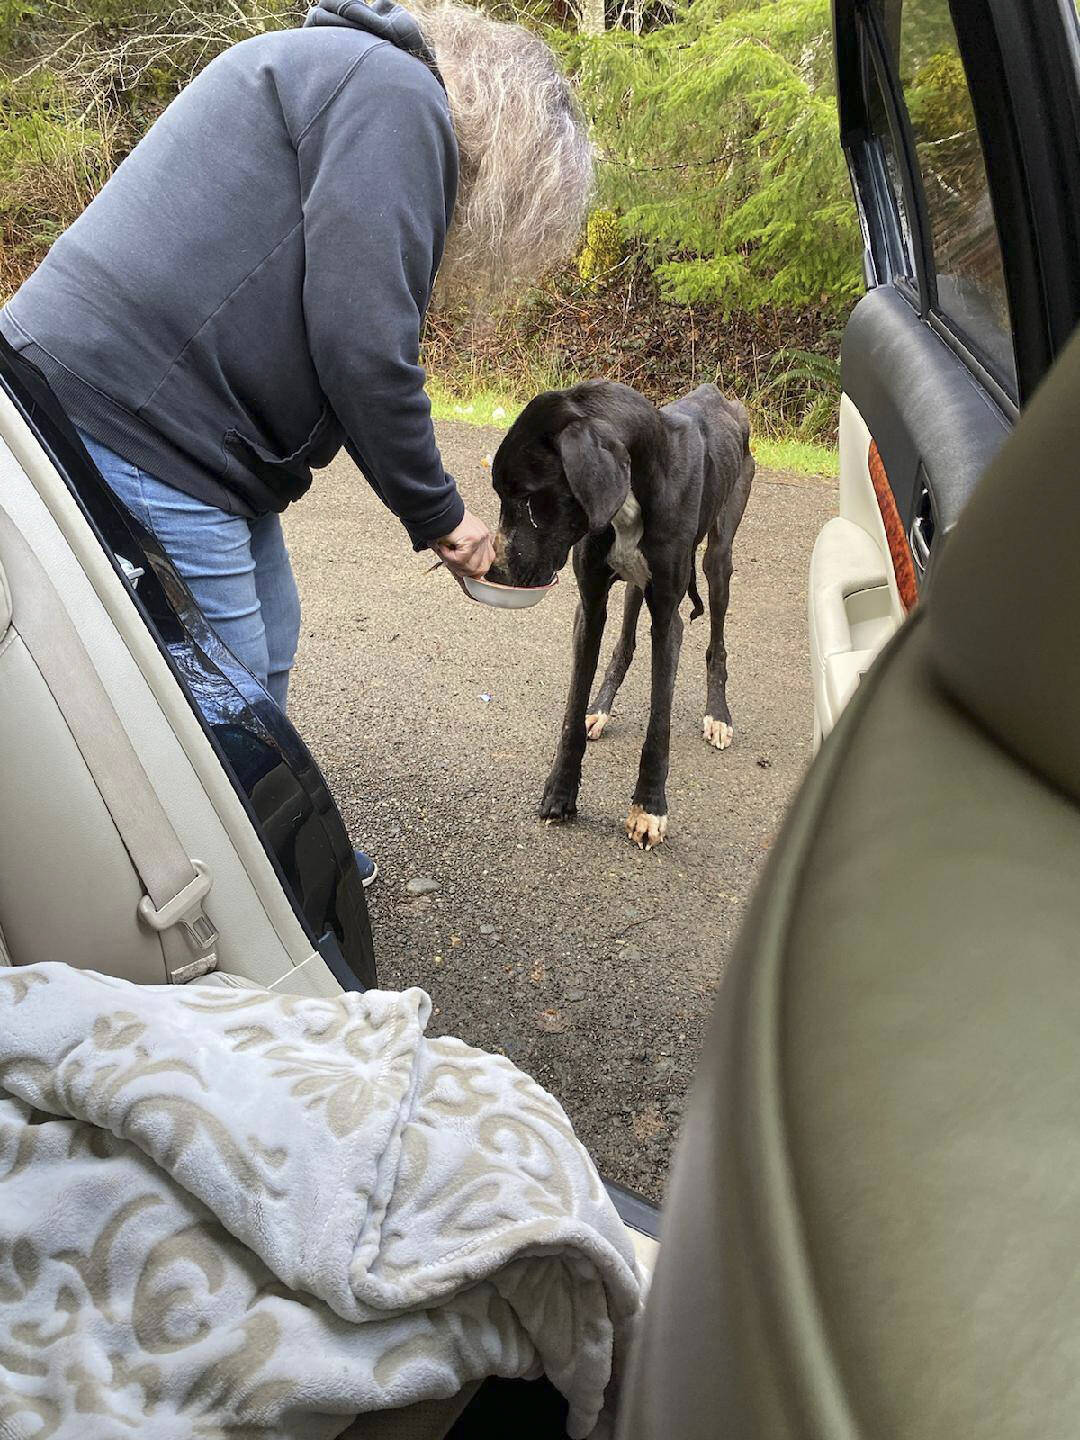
[{"x1": 285, "y1": 421, "x2": 836, "y2": 1203}]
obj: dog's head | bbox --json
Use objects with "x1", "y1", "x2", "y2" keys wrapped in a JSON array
[{"x1": 489, "y1": 390, "x2": 632, "y2": 587}]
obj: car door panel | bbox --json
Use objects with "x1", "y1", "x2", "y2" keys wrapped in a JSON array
[
  {"x1": 841, "y1": 286, "x2": 1011, "y2": 550},
  {"x1": 0, "y1": 346, "x2": 375, "y2": 995},
  {"x1": 812, "y1": 293, "x2": 1011, "y2": 747},
  {"x1": 809, "y1": 392, "x2": 903, "y2": 744},
  {"x1": 807, "y1": 0, "x2": 1080, "y2": 748}
]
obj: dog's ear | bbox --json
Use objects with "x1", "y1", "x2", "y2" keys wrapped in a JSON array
[{"x1": 557, "y1": 419, "x2": 631, "y2": 533}]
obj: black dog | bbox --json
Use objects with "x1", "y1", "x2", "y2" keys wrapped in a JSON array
[{"x1": 490, "y1": 380, "x2": 754, "y2": 849}]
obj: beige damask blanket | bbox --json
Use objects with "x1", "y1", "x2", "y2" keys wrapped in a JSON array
[{"x1": 0, "y1": 964, "x2": 642, "y2": 1439}]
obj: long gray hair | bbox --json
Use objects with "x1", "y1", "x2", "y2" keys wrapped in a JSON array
[{"x1": 413, "y1": 2, "x2": 594, "y2": 301}]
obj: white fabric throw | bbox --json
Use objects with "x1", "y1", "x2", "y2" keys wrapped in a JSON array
[{"x1": 0, "y1": 964, "x2": 642, "y2": 1438}]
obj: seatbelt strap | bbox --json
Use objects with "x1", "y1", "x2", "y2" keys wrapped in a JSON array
[{"x1": 0, "y1": 506, "x2": 218, "y2": 982}]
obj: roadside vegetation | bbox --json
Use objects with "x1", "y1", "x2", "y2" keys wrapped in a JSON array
[
  {"x1": 427, "y1": 381, "x2": 839, "y2": 477},
  {"x1": 1, "y1": 0, "x2": 856, "y2": 470}
]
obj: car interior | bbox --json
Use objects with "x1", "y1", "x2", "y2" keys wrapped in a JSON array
[
  {"x1": 809, "y1": 0, "x2": 1080, "y2": 745},
  {"x1": 0, "y1": 373, "x2": 352, "y2": 997},
  {"x1": 622, "y1": 321, "x2": 1080, "y2": 1438},
  {"x1": 1, "y1": 0, "x2": 1079, "y2": 1435}
]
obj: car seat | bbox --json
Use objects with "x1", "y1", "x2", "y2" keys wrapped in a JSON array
[{"x1": 617, "y1": 326, "x2": 1080, "y2": 1437}]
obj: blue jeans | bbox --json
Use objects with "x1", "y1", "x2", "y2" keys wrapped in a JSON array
[{"x1": 79, "y1": 431, "x2": 301, "y2": 710}]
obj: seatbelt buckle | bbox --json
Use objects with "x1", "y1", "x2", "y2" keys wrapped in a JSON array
[
  {"x1": 116, "y1": 554, "x2": 145, "y2": 588},
  {"x1": 137, "y1": 860, "x2": 219, "y2": 983}
]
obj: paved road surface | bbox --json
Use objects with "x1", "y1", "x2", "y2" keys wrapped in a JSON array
[{"x1": 286, "y1": 421, "x2": 836, "y2": 1202}]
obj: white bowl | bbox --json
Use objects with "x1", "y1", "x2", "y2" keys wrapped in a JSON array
[{"x1": 463, "y1": 572, "x2": 558, "y2": 609}]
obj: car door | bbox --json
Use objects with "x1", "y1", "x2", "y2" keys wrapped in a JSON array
[
  {"x1": 0, "y1": 336, "x2": 376, "y2": 994},
  {"x1": 809, "y1": 0, "x2": 1080, "y2": 746}
]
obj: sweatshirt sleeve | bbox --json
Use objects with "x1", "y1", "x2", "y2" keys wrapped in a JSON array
[{"x1": 296, "y1": 43, "x2": 464, "y2": 549}]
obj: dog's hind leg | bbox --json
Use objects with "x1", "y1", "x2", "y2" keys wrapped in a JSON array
[
  {"x1": 626, "y1": 592, "x2": 685, "y2": 850},
  {"x1": 540, "y1": 547, "x2": 612, "y2": 822},
  {"x1": 702, "y1": 525, "x2": 735, "y2": 750},
  {"x1": 703, "y1": 454, "x2": 753, "y2": 750},
  {"x1": 586, "y1": 583, "x2": 644, "y2": 740}
]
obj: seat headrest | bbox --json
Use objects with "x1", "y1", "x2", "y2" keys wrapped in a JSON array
[{"x1": 926, "y1": 326, "x2": 1080, "y2": 806}]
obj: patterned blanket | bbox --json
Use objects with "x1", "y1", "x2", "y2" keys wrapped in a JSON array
[{"x1": 0, "y1": 965, "x2": 642, "y2": 1438}]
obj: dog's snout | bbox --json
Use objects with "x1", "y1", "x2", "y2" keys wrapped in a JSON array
[
  {"x1": 484, "y1": 529, "x2": 515, "y2": 585},
  {"x1": 495, "y1": 522, "x2": 555, "y2": 588}
]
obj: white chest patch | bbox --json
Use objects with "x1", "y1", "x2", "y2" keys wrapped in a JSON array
[{"x1": 608, "y1": 495, "x2": 651, "y2": 588}]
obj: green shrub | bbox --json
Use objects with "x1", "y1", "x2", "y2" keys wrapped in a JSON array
[
  {"x1": 577, "y1": 207, "x2": 623, "y2": 287},
  {"x1": 0, "y1": 0, "x2": 302, "y2": 291},
  {"x1": 561, "y1": 0, "x2": 862, "y2": 314},
  {"x1": 0, "y1": 72, "x2": 109, "y2": 290}
]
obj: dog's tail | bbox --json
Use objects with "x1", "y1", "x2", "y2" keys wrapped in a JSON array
[{"x1": 688, "y1": 557, "x2": 704, "y2": 623}]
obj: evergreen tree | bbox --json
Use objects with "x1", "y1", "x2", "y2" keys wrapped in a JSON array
[{"x1": 562, "y1": 0, "x2": 862, "y2": 314}]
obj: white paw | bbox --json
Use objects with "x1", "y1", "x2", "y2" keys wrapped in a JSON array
[
  {"x1": 585, "y1": 711, "x2": 610, "y2": 741},
  {"x1": 626, "y1": 805, "x2": 669, "y2": 851},
  {"x1": 703, "y1": 715, "x2": 733, "y2": 750}
]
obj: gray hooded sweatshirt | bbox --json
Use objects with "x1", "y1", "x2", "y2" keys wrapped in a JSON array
[{"x1": 0, "y1": 0, "x2": 464, "y2": 548}]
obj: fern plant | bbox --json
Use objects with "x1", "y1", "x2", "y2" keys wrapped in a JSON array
[{"x1": 755, "y1": 343, "x2": 841, "y2": 437}]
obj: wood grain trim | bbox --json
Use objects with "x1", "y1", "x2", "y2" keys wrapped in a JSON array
[{"x1": 868, "y1": 439, "x2": 918, "y2": 612}]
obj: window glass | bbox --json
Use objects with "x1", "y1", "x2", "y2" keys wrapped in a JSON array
[
  {"x1": 863, "y1": 50, "x2": 918, "y2": 291},
  {"x1": 889, "y1": 0, "x2": 1016, "y2": 385}
]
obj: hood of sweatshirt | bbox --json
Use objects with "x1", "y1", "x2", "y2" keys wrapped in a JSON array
[{"x1": 304, "y1": 0, "x2": 444, "y2": 88}]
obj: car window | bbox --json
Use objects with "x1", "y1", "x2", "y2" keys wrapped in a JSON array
[
  {"x1": 887, "y1": 0, "x2": 1016, "y2": 387},
  {"x1": 863, "y1": 48, "x2": 919, "y2": 293}
]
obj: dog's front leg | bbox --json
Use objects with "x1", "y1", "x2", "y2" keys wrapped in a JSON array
[
  {"x1": 586, "y1": 583, "x2": 644, "y2": 740},
  {"x1": 626, "y1": 598, "x2": 684, "y2": 850},
  {"x1": 540, "y1": 554, "x2": 610, "y2": 822}
]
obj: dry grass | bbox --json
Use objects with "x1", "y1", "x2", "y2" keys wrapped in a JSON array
[
  {"x1": 0, "y1": 0, "x2": 302, "y2": 296},
  {"x1": 7, "y1": 1, "x2": 302, "y2": 101}
]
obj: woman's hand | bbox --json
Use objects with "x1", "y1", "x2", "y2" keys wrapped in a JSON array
[{"x1": 431, "y1": 510, "x2": 496, "y2": 583}]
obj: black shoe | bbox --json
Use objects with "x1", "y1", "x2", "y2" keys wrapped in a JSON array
[{"x1": 354, "y1": 849, "x2": 378, "y2": 888}]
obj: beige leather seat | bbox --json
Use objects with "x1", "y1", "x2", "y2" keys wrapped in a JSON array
[{"x1": 619, "y1": 329, "x2": 1080, "y2": 1438}]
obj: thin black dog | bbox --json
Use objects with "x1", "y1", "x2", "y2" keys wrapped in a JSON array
[{"x1": 490, "y1": 380, "x2": 754, "y2": 849}]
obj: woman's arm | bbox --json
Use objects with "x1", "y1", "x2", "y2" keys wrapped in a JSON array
[{"x1": 297, "y1": 43, "x2": 469, "y2": 551}]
